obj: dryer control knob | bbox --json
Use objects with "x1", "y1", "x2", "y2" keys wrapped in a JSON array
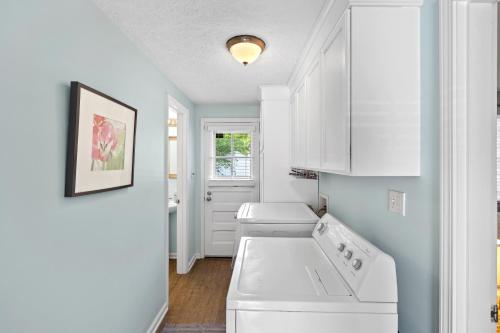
[
  {"x1": 352, "y1": 259, "x2": 362, "y2": 270},
  {"x1": 337, "y1": 243, "x2": 346, "y2": 252},
  {"x1": 344, "y1": 250, "x2": 353, "y2": 259},
  {"x1": 317, "y1": 222, "x2": 327, "y2": 235}
]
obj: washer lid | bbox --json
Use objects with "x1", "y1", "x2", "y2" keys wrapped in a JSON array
[
  {"x1": 237, "y1": 237, "x2": 350, "y2": 297},
  {"x1": 236, "y1": 202, "x2": 319, "y2": 224},
  {"x1": 227, "y1": 237, "x2": 397, "y2": 314}
]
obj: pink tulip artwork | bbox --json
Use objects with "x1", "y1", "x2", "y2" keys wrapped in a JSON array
[{"x1": 91, "y1": 114, "x2": 126, "y2": 171}]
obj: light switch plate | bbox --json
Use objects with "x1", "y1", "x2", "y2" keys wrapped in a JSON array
[{"x1": 388, "y1": 190, "x2": 406, "y2": 216}]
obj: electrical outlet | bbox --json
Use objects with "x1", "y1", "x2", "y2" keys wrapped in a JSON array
[
  {"x1": 319, "y1": 193, "x2": 329, "y2": 213},
  {"x1": 388, "y1": 190, "x2": 406, "y2": 216}
]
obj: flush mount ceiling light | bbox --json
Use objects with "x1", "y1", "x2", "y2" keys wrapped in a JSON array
[{"x1": 226, "y1": 35, "x2": 266, "y2": 66}]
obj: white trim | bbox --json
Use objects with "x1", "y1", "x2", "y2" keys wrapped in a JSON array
[
  {"x1": 438, "y1": 2, "x2": 454, "y2": 332},
  {"x1": 259, "y1": 85, "x2": 290, "y2": 101},
  {"x1": 187, "y1": 253, "x2": 201, "y2": 272},
  {"x1": 168, "y1": 252, "x2": 198, "y2": 266},
  {"x1": 199, "y1": 117, "x2": 260, "y2": 258},
  {"x1": 167, "y1": 95, "x2": 191, "y2": 274},
  {"x1": 348, "y1": 0, "x2": 423, "y2": 4},
  {"x1": 202, "y1": 117, "x2": 260, "y2": 124},
  {"x1": 163, "y1": 96, "x2": 170, "y2": 311},
  {"x1": 199, "y1": 118, "x2": 205, "y2": 258},
  {"x1": 439, "y1": 1, "x2": 498, "y2": 332},
  {"x1": 145, "y1": 302, "x2": 168, "y2": 333}
]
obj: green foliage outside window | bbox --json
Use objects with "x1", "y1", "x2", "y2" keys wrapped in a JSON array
[
  {"x1": 215, "y1": 132, "x2": 251, "y2": 177},
  {"x1": 216, "y1": 133, "x2": 251, "y2": 157}
]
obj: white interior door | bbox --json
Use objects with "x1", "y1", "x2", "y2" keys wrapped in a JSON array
[
  {"x1": 465, "y1": 2, "x2": 497, "y2": 330},
  {"x1": 203, "y1": 119, "x2": 259, "y2": 257},
  {"x1": 167, "y1": 96, "x2": 191, "y2": 274}
]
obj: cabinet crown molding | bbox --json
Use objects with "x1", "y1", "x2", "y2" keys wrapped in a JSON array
[
  {"x1": 259, "y1": 85, "x2": 290, "y2": 101},
  {"x1": 347, "y1": 0, "x2": 423, "y2": 6},
  {"x1": 288, "y1": 0, "x2": 422, "y2": 91}
]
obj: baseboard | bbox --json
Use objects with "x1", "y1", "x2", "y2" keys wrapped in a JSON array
[
  {"x1": 169, "y1": 253, "x2": 177, "y2": 259},
  {"x1": 187, "y1": 253, "x2": 201, "y2": 272},
  {"x1": 146, "y1": 302, "x2": 168, "y2": 333}
]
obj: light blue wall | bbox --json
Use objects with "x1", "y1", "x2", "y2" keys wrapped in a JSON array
[
  {"x1": 0, "y1": 1, "x2": 193, "y2": 332},
  {"x1": 319, "y1": 1, "x2": 439, "y2": 332},
  {"x1": 191, "y1": 104, "x2": 260, "y2": 255}
]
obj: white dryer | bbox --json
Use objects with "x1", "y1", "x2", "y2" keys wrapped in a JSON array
[{"x1": 227, "y1": 213, "x2": 398, "y2": 333}]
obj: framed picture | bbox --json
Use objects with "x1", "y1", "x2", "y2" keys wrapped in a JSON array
[{"x1": 65, "y1": 82, "x2": 137, "y2": 197}]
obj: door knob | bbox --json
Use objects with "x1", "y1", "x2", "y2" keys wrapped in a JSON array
[
  {"x1": 206, "y1": 197, "x2": 212, "y2": 202},
  {"x1": 207, "y1": 191, "x2": 212, "y2": 195}
]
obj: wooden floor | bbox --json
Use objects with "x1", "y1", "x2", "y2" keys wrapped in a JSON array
[{"x1": 161, "y1": 258, "x2": 232, "y2": 327}]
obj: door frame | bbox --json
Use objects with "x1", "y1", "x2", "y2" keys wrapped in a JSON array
[
  {"x1": 439, "y1": 1, "x2": 497, "y2": 332},
  {"x1": 199, "y1": 117, "x2": 260, "y2": 258},
  {"x1": 167, "y1": 95, "x2": 191, "y2": 274}
]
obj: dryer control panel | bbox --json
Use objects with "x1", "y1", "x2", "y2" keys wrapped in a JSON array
[{"x1": 313, "y1": 214, "x2": 398, "y2": 303}]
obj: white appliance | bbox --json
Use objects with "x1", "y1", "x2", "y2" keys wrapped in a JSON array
[
  {"x1": 233, "y1": 202, "x2": 319, "y2": 257},
  {"x1": 227, "y1": 213, "x2": 398, "y2": 333},
  {"x1": 259, "y1": 86, "x2": 318, "y2": 208}
]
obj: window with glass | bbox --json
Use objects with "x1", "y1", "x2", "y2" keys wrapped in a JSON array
[{"x1": 213, "y1": 131, "x2": 253, "y2": 178}]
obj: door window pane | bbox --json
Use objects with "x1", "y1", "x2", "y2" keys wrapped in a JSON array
[
  {"x1": 215, "y1": 158, "x2": 232, "y2": 177},
  {"x1": 233, "y1": 157, "x2": 251, "y2": 177},
  {"x1": 233, "y1": 133, "x2": 251, "y2": 157},
  {"x1": 213, "y1": 131, "x2": 252, "y2": 178},
  {"x1": 215, "y1": 133, "x2": 231, "y2": 157}
]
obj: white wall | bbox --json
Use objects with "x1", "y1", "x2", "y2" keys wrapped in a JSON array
[{"x1": 260, "y1": 86, "x2": 318, "y2": 208}]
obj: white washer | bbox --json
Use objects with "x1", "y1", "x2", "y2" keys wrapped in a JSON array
[
  {"x1": 227, "y1": 213, "x2": 398, "y2": 333},
  {"x1": 233, "y1": 202, "x2": 319, "y2": 256}
]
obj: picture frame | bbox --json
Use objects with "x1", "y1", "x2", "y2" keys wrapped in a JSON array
[{"x1": 65, "y1": 82, "x2": 137, "y2": 197}]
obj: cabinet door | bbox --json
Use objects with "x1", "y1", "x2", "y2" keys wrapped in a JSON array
[
  {"x1": 321, "y1": 11, "x2": 351, "y2": 173},
  {"x1": 296, "y1": 83, "x2": 307, "y2": 168},
  {"x1": 289, "y1": 93, "x2": 298, "y2": 167},
  {"x1": 305, "y1": 58, "x2": 322, "y2": 170}
]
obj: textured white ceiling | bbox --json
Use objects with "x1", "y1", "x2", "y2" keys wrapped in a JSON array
[{"x1": 92, "y1": 0, "x2": 327, "y2": 103}]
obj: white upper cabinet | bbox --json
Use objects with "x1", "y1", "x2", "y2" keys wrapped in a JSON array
[
  {"x1": 349, "y1": 6, "x2": 420, "y2": 176},
  {"x1": 288, "y1": 1, "x2": 421, "y2": 176},
  {"x1": 295, "y1": 83, "x2": 307, "y2": 168},
  {"x1": 321, "y1": 11, "x2": 350, "y2": 174},
  {"x1": 289, "y1": 93, "x2": 298, "y2": 167},
  {"x1": 305, "y1": 58, "x2": 322, "y2": 170}
]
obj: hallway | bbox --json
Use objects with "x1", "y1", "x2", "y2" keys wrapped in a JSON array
[{"x1": 158, "y1": 259, "x2": 232, "y2": 332}]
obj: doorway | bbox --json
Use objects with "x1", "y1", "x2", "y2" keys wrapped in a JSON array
[
  {"x1": 167, "y1": 96, "x2": 191, "y2": 274},
  {"x1": 439, "y1": 1, "x2": 498, "y2": 332},
  {"x1": 200, "y1": 118, "x2": 260, "y2": 257},
  {"x1": 496, "y1": 8, "x2": 500, "y2": 329}
]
